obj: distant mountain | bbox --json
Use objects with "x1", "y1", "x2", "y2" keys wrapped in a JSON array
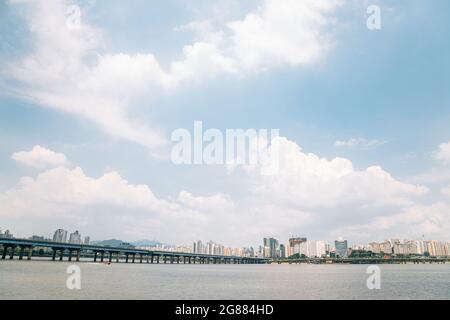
[
  {"x1": 91, "y1": 239, "x2": 134, "y2": 248},
  {"x1": 131, "y1": 239, "x2": 164, "y2": 247}
]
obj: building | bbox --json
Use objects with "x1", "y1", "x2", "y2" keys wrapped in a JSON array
[
  {"x1": 0, "y1": 229, "x2": 13, "y2": 239},
  {"x1": 193, "y1": 240, "x2": 204, "y2": 254},
  {"x1": 379, "y1": 241, "x2": 392, "y2": 254},
  {"x1": 335, "y1": 238, "x2": 348, "y2": 258},
  {"x1": 53, "y1": 229, "x2": 68, "y2": 243},
  {"x1": 69, "y1": 230, "x2": 82, "y2": 244},
  {"x1": 263, "y1": 237, "x2": 279, "y2": 258},
  {"x1": 84, "y1": 236, "x2": 90, "y2": 245},
  {"x1": 279, "y1": 244, "x2": 286, "y2": 258},
  {"x1": 308, "y1": 240, "x2": 327, "y2": 258},
  {"x1": 29, "y1": 235, "x2": 45, "y2": 241},
  {"x1": 288, "y1": 237, "x2": 307, "y2": 257}
]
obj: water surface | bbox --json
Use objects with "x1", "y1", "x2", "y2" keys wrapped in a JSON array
[{"x1": 1, "y1": 260, "x2": 449, "y2": 299}]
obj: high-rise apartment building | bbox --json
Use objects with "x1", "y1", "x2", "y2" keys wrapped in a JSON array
[
  {"x1": 263, "y1": 237, "x2": 280, "y2": 258},
  {"x1": 69, "y1": 230, "x2": 82, "y2": 244},
  {"x1": 53, "y1": 229, "x2": 68, "y2": 243}
]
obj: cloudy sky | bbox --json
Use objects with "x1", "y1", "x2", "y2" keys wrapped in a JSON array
[{"x1": 0, "y1": 0, "x2": 449, "y2": 247}]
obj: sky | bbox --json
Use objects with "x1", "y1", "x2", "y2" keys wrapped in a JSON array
[{"x1": 0, "y1": 0, "x2": 449, "y2": 247}]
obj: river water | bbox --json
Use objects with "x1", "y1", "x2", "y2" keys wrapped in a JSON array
[{"x1": 0, "y1": 260, "x2": 449, "y2": 299}]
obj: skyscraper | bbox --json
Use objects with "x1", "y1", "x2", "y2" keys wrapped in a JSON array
[
  {"x1": 69, "y1": 230, "x2": 82, "y2": 244},
  {"x1": 53, "y1": 229, "x2": 68, "y2": 243},
  {"x1": 263, "y1": 237, "x2": 279, "y2": 258},
  {"x1": 335, "y1": 239, "x2": 348, "y2": 258}
]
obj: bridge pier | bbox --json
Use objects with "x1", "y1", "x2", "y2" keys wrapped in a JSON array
[
  {"x1": 1, "y1": 245, "x2": 7, "y2": 260},
  {"x1": 151, "y1": 255, "x2": 154, "y2": 263},
  {"x1": 157, "y1": 255, "x2": 160, "y2": 264},
  {"x1": 27, "y1": 247, "x2": 33, "y2": 260},
  {"x1": 132, "y1": 253, "x2": 136, "y2": 263},
  {"x1": 68, "y1": 250, "x2": 72, "y2": 262},
  {"x1": 146, "y1": 254, "x2": 149, "y2": 263},
  {"x1": 116, "y1": 252, "x2": 119, "y2": 263},
  {"x1": 76, "y1": 250, "x2": 80, "y2": 262},
  {"x1": 109, "y1": 252, "x2": 112, "y2": 263},
  {"x1": 125, "y1": 253, "x2": 129, "y2": 263},
  {"x1": 9, "y1": 246, "x2": 16, "y2": 260},
  {"x1": 19, "y1": 246, "x2": 25, "y2": 260},
  {"x1": 59, "y1": 249, "x2": 64, "y2": 261},
  {"x1": 140, "y1": 254, "x2": 143, "y2": 263},
  {"x1": 100, "y1": 251, "x2": 105, "y2": 263},
  {"x1": 94, "y1": 251, "x2": 98, "y2": 262},
  {"x1": 171, "y1": 256, "x2": 174, "y2": 264}
]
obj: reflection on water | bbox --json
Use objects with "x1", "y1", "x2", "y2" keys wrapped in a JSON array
[{"x1": 0, "y1": 260, "x2": 449, "y2": 300}]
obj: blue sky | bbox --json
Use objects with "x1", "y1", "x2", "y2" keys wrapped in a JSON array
[{"x1": 0, "y1": 0, "x2": 449, "y2": 246}]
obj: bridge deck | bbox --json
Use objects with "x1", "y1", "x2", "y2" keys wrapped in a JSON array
[{"x1": 0, "y1": 237, "x2": 268, "y2": 263}]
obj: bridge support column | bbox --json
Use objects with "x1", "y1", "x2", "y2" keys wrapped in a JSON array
[
  {"x1": 94, "y1": 251, "x2": 98, "y2": 262},
  {"x1": 19, "y1": 246, "x2": 25, "y2": 260},
  {"x1": 109, "y1": 252, "x2": 112, "y2": 263},
  {"x1": 140, "y1": 254, "x2": 143, "y2": 263},
  {"x1": 52, "y1": 249, "x2": 57, "y2": 261},
  {"x1": 116, "y1": 252, "x2": 119, "y2": 263},
  {"x1": 132, "y1": 254, "x2": 135, "y2": 263},
  {"x1": 151, "y1": 255, "x2": 154, "y2": 263},
  {"x1": 76, "y1": 250, "x2": 80, "y2": 262},
  {"x1": 171, "y1": 256, "x2": 174, "y2": 264},
  {"x1": 27, "y1": 247, "x2": 33, "y2": 260},
  {"x1": 157, "y1": 255, "x2": 160, "y2": 264},
  {"x1": 125, "y1": 253, "x2": 129, "y2": 263},
  {"x1": 9, "y1": 246, "x2": 16, "y2": 260},
  {"x1": 59, "y1": 249, "x2": 64, "y2": 261},
  {"x1": 177, "y1": 256, "x2": 180, "y2": 264},
  {"x1": 68, "y1": 250, "x2": 72, "y2": 262},
  {"x1": 1, "y1": 246, "x2": 7, "y2": 260},
  {"x1": 147, "y1": 254, "x2": 149, "y2": 263},
  {"x1": 100, "y1": 251, "x2": 105, "y2": 262}
]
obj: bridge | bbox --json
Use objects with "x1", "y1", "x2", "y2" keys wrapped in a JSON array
[{"x1": 0, "y1": 237, "x2": 269, "y2": 265}]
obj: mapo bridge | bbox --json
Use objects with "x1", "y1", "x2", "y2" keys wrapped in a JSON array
[{"x1": 0, "y1": 238, "x2": 268, "y2": 264}]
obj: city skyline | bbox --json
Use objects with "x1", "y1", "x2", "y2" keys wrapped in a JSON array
[
  {"x1": 2, "y1": 226, "x2": 449, "y2": 259},
  {"x1": 0, "y1": 1, "x2": 450, "y2": 246}
]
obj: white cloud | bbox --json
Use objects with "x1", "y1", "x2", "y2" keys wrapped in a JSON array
[
  {"x1": 0, "y1": 165, "x2": 237, "y2": 243},
  {"x1": 408, "y1": 168, "x2": 450, "y2": 185},
  {"x1": 433, "y1": 141, "x2": 450, "y2": 164},
  {"x1": 334, "y1": 138, "x2": 386, "y2": 149},
  {"x1": 228, "y1": 0, "x2": 340, "y2": 71},
  {"x1": 3, "y1": 141, "x2": 449, "y2": 244},
  {"x1": 11, "y1": 145, "x2": 69, "y2": 169},
  {"x1": 337, "y1": 203, "x2": 450, "y2": 241},
  {"x1": 441, "y1": 185, "x2": 450, "y2": 197},
  {"x1": 242, "y1": 137, "x2": 428, "y2": 208},
  {"x1": 5, "y1": 0, "x2": 341, "y2": 149}
]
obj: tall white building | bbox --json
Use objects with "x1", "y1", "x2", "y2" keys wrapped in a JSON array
[
  {"x1": 307, "y1": 240, "x2": 327, "y2": 258},
  {"x1": 69, "y1": 230, "x2": 82, "y2": 244},
  {"x1": 53, "y1": 229, "x2": 68, "y2": 243}
]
